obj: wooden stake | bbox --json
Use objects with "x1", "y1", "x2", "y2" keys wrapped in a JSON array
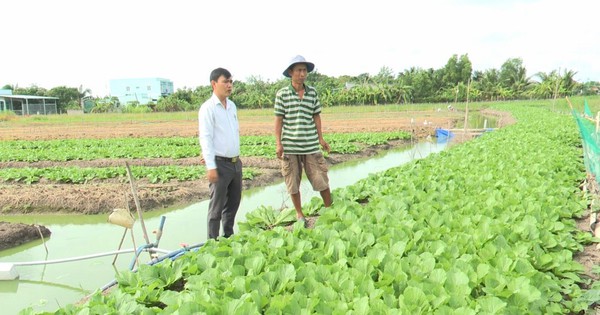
[
  {"x1": 112, "y1": 192, "x2": 135, "y2": 265},
  {"x1": 125, "y1": 162, "x2": 151, "y2": 252},
  {"x1": 112, "y1": 228, "x2": 128, "y2": 265},
  {"x1": 462, "y1": 79, "x2": 471, "y2": 141},
  {"x1": 552, "y1": 68, "x2": 560, "y2": 111},
  {"x1": 130, "y1": 228, "x2": 139, "y2": 268},
  {"x1": 565, "y1": 96, "x2": 573, "y2": 111},
  {"x1": 34, "y1": 224, "x2": 48, "y2": 255}
]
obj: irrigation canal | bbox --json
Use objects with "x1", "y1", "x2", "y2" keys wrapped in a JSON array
[{"x1": 0, "y1": 138, "x2": 455, "y2": 314}]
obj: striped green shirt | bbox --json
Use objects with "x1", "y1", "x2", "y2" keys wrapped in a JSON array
[{"x1": 274, "y1": 84, "x2": 322, "y2": 155}]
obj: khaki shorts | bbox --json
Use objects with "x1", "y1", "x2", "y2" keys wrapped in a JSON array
[{"x1": 280, "y1": 153, "x2": 329, "y2": 195}]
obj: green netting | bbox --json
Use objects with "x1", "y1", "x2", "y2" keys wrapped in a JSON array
[
  {"x1": 572, "y1": 108, "x2": 600, "y2": 184},
  {"x1": 584, "y1": 98, "x2": 593, "y2": 117}
]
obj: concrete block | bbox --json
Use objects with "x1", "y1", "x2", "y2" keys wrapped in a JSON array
[{"x1": 0, "y1": 263, "x2": 18, "y2": 280}]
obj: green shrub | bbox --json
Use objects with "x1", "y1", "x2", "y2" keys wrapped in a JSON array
[
  {"x1": 0, "y1": 110, "x2": 17, "y2": 121},
  {"x1": 121, "y1": 105, "x2": 152, "y2": 113}
]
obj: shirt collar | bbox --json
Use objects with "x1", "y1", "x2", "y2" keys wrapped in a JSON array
[
  {"x1": 211, "y1": 93, "x2": 228, "y2": 108},
  {"x1": 288, "y1": 83, "x2": 306, "y2": 96}
]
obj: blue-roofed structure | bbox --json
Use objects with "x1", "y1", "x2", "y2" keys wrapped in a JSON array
[{"x1": 0, "y1": 89, "x2": 59, "y2": 115}]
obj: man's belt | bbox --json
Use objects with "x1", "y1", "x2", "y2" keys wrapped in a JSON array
[{"x1": 215, "y1": 156, "x2": 239, "y2": 163}]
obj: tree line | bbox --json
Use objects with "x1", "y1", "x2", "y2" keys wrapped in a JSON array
[{"x1": 3, "y1": 54, "x2": 600, "y2": 113}]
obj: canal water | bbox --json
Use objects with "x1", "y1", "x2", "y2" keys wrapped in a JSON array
[
  {"x1": 0, "y1": 139, "x2": 446, "y2": 314},
  {"x1": 0, "y1": 139, "x2": 454, "y2": 314}
]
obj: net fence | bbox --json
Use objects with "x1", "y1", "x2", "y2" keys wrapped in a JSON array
[{"x1": 571, "y1": 98, "x2": 600, "y2": 185}]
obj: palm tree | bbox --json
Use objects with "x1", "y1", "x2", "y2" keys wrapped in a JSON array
[
  {"x1": 560, "y1": 69, "x2": 579, "y2": 96},
  {"x1": 499, "y1": 58, "x2": 532, "y2": 99},
  {"x1": 532, "y1": 71, "x2": 558, "y2": 99},
  {"x1": 78, "y1": 85, "x2": 92, "y2": 109}
]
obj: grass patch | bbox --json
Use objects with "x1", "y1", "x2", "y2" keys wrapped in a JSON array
[{"x1": 0, "y1": 111, "x2": 17, "y2": 122}]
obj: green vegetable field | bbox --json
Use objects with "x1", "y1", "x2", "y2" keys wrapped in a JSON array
[{"x1": 20, "y1": 101, "x2": 600, "y2": 314}]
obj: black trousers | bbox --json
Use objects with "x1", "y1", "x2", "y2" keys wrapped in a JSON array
[{"x1": 207, "y1": 159, "x2": 242, "y2": 239}]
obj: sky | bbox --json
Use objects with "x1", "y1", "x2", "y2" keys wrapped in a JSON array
[{"x1": 3, "y1": 0, "x2": 598, "y2": 97}]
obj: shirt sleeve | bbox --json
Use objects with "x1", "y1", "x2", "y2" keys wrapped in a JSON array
[
  {"x1": 311, "y1": 87, "x2": 321, "y2": 115},
  {"x1": 198, "y1": 103, "x2": 216, "y2": 170},
  {"x1": 274, "y1": 89, "x2": 285, "y2": 116}
]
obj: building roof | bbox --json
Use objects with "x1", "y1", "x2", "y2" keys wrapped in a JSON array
[{"x1": 0, "y1": 95, "x2": 59, "y2": 100}]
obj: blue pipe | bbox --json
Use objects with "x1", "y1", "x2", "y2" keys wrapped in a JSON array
[
  {"x1": 128, "y1": 215, "x2": 167, "y2": 270},
  {"x1": 100, "y1": 242, "x2": 205, "y2": 292},
  {"x1": 155, "y1": 216, "x2": 166, "y2": 243},
  {"x1": 97, "y1": 215, "x2": 209, "y2": 293}
]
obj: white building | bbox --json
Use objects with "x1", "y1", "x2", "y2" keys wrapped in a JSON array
[{"x1": 109, "y1": 78, "x2": 174, "y2": 105}]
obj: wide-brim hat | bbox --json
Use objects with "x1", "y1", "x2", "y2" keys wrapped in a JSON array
[{"x1": 283, "y1": 55, "x2": 315, "y2": 78}]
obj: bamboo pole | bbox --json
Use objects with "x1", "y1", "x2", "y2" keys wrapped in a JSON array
[
  {"x1": 462, "y1": 79, "x2": 471, "y2": 141},
  {"x1": 566, "y1": 96, "x2": 573, "y2": 110},
  {"x1": 34, "y1": 224, "x2": 48, "y2": 255},
  {"x1": 552, "y1": 68, "x2": 560, "y2": 111},
  {"x1": 112, "y1": 193, "x2": 129, "y2": 265},
  {"x1": 112, "y1": 193, "x2": 139, "y2": 265},
  {"x1": 125, "y1": 162, "x2": 151, "y2": 249},
  {"x1": 112, "y1": 229, "x2": 128, "y2": 265}
]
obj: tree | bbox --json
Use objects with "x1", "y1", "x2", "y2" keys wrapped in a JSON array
[
  {"x1": 373, "y1": 66, "x2": 395, "y2": 85},
  {"x1": 356, "y1": 73, "x2": 371, "y2": 85},
  {"x1": 580, "y1": 81, "x2": 600, "y2": 95},
  {"x1": 77, "y1": 85, "x2": 92, "y2": 109},
  {"x1": 90, "y1": 96, "x2": 120, "y2": 113},
  {"x1": 472, "y1": 69, "x2": 501, "y2": 101},
  {"x1": 532, "y1": 68, "x2": 580, "y2": 99},
  {"x1": 399, "y1": 67, "x2": 438, "y2": 103},
  {"x1": 156, "y1": 94, "x2": 190, "y2": 112},
  {"x1": 560, "y1": 69, "x2": 579, "y2": 96},
  {"x1": 441, "y1": 54, "x2": 472, "y2": 89},
  {"x1": 14, "y1": 85, "x2": 47, "y2": 96},
  {"x1": 499, "y1": 58, "x2": 531, "y2": 99},
  {"x1": 48, "y1": 86, "x2": 80, "y2": 111}
]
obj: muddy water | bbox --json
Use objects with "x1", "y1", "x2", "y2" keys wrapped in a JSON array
[{"x1": 0, "y1": 140, "x2": 452, "y2": 314}]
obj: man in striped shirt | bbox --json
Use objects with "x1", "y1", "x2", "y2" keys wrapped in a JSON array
[{"x1": 275, "y1": 55, "x2": 332, "y2": 226}]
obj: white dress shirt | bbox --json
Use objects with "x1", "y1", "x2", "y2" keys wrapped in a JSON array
[{"x1": 198, "y1": 94, "x2": 240, "y2": 170}]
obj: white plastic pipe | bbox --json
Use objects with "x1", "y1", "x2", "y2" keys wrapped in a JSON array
[
  {"x1": 0, "y1": 247, "x2": 172, "y2": 280},
  {"x1": 11, "y1": 249, "x2": 137, "y2": 267}
]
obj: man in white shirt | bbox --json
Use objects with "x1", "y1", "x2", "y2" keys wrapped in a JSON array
[{"x1": 198, "y1": 68, "x2": 242, "y2": 240}]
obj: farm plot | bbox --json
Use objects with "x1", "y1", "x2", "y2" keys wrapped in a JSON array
[
  {"x1": 32, "y1": 104, "x2": 600, "y2": 313},
  {"x1": 0, "y1": 108, "x2": 454, "y2": 215}
]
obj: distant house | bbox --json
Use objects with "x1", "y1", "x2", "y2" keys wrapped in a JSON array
[
  {"x1": 0, "y1": 89, "x2": 59, "y2": 115},
  {"x1": 109, "y1": 78, "x2": 174, "y2": 105}
]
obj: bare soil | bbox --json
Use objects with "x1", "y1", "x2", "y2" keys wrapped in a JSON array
[
  {"x1": 0, "y1": 222, "x2": 51, "y2": 251},
  {"x1": 0, "y1": 111, "x2": 470, "y2": 216},
  {"x1": 0, "y1": 110, "x2": 466, "y2": 248}
]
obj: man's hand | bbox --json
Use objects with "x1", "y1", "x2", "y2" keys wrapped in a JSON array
[
  {"x1": 320, "y1": 139, "x2": 330, "y2": 153},
  {"x1": 276, "y1": 143, "x2": 284, "y2": 159},
  {"x1": 206, "y1": 169, "x2": 218, "y2": 183}
]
